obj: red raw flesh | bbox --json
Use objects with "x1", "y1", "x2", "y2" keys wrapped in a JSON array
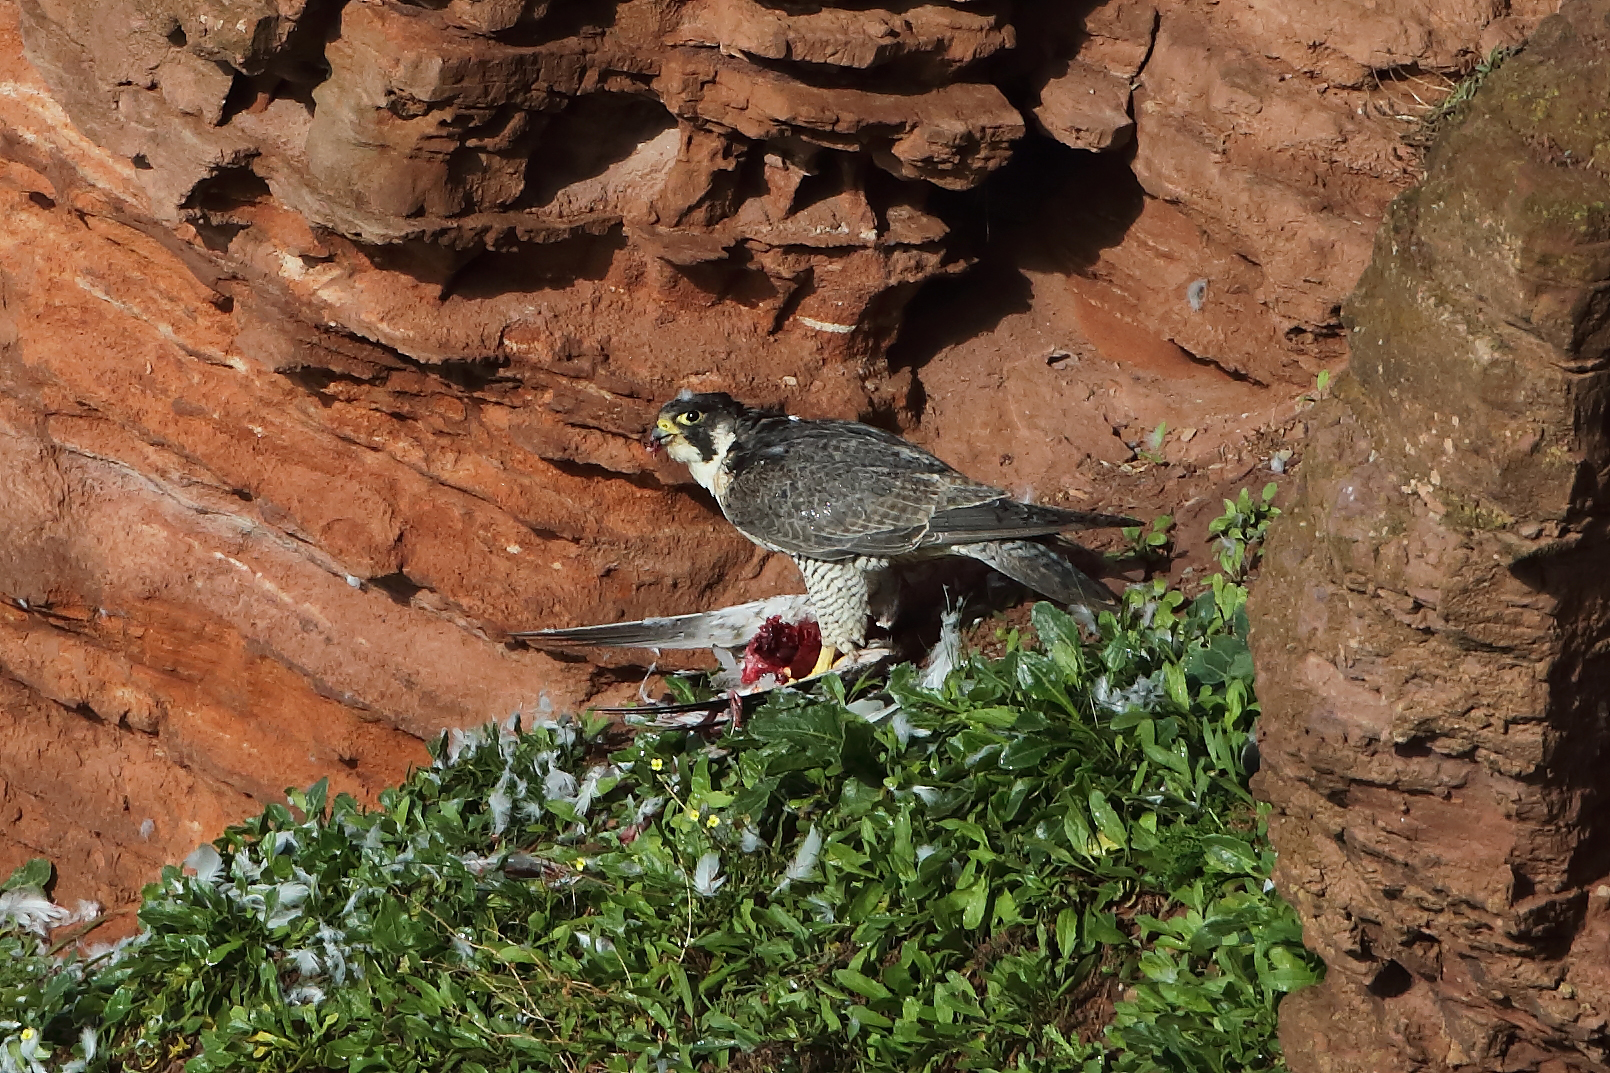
[{"x1": 741, "y1": 615, "x2": 822, "y2": 686}]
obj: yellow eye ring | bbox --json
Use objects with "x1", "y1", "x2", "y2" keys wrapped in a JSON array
[{"x1": 676, "y1": 410, "x2": 705, "y2": 425}]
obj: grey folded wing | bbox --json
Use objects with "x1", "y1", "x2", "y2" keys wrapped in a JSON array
[
  {"x1": 955, "y1": 539, "x2": 1119, "y2": 609},
  {"x1": 726, "y1": 464, "x2": 1138, "y2": 561},
  {"x1": 512, "y1": 594, "x2": 815, "y2": 649},
  {"x1": 920, "y1": 501, "x2": 1139, "y2": 549}
]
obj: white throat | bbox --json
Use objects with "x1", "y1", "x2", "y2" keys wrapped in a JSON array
[{"x1": 671, "y1": 425, "x2": 736, "y2": 499}]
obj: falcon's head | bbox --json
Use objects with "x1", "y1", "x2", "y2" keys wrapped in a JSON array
[{"x1": 648, "y1": 391, "x2": 747, "y2": 474}]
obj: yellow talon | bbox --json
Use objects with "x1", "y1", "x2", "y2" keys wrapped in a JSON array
[{"x1": 807, "y1": 645, "x2": 838, "y2": 678}]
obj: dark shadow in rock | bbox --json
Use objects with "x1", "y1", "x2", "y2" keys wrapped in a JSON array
[
  {"x1": 519, "y1": 94, "x2": 677, "y2": 210},
  {"x1": 885, "y1": 134, "x2": 1146, "y2": 419},
  {"x1": 495, "y1": 0, "x2": 620, "y2": 46},
  {"x1": 1505, "y1": 531, "x2": 1610, "y2": 889},
  {"x1": 1365, "y1": 960, "x2": 1414, "y2": 999},
  {"x1": 183, "y1": 166, "x2": 272, "y2": 251},
  {"x1": 369, "y1": 572, "x2": 426, "y2": 606},
  {"x1": 444, "y1": 227, "x2": 628, "y2": 299}
]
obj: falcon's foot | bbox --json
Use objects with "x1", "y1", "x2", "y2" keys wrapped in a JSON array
[{"x1": 807, "y1": 645, "x2": 839, "y2": 678}]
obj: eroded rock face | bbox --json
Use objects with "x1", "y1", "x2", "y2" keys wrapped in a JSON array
[
  {"x1": 1252, "y1": 3, "x2": 1610, "y2": 1068},
  {"x1": 0, "y1": 0, "x2": 1556, "y2": 930}
]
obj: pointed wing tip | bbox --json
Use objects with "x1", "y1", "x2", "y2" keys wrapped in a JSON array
[{"x1": 509, "y1": 625, "x2": 667, "y2": 647}]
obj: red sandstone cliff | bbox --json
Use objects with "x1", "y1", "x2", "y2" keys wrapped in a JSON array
[{"x1": 0, "y1": 0, "x2": 1581, "y2": 1066}]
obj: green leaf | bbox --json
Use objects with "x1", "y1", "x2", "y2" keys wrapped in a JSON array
[
  {"x1": 958, "y1": 879, "x2": 989, "y2": 930},
  {"x1": 2, "y1": 858, "x2": 51, "y2": 891},
  {"x1": 1087, "y1": 790, "x2": 1128, "y2": 850},
  {"x1": 1202, "y1": 835, "x2": 1263, "y2": 876},
  {"x1": 1260, "y1": 945, "x2": 1323, "y2": 992},
  {"x1": 1055, "y1": 908, "x2": 1080, "y2": 957},
  {"x1": 999, "y1": 736, "x2": 1056, "y2": 770},
  {"x1": 833, "y1": 969, "x2": 892, "y2": 1001},
  {"x1": 749, "y1": 705, "x2": 844, "y2": 760}
]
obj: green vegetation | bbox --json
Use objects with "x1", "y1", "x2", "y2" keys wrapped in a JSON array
[
  {"x1": 0, "y1": 493, "x2": 1318, "y2": 1073},
  {"x1": 1207, "y1": 484, "x2": 1280, "y2": 582},
  {"x1": 1119, "y1": 514, "x2": 1174, "y2": 566},
  {"x1": 1425, "y1": 46, "x2": 1518, "y2": 127}
]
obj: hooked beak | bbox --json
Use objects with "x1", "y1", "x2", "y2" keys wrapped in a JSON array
[{"x1": 646, "y1": 417, "x2": 675, "y2": 456}]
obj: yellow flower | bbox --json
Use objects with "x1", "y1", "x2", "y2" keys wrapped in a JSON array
[
  {"x1": 19, "y1": 1029, "x2": 34, "y2": 1041},
  {"x1": 688, "y1": 809, "x2": 701, "y2": 822},
  {"x1": 572, "y1": 857, "x2": 586, "y2": 870},
  {"x1": 706, "y1": 814, "x2": 720, "y2": 828},
  {"x1": 649, "y1": 758, "x2": 663, "y2": 771}
]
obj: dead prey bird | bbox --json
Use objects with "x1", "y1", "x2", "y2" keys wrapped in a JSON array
[{"x1": 649, "y1": 391, "x2": 1137, "y2": 676}]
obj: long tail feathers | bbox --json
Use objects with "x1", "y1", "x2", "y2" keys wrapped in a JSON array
[
  {"x1": 957, "y1": 540, "x2": 1118, "y2": 610},
  {"x1": 512, "y1": 594, "x2": 815, "y2": 649}
]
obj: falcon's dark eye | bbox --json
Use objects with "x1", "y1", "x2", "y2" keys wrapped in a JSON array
[{"x1": 677, "y1": 410, "x2": 705, "y2": 425}]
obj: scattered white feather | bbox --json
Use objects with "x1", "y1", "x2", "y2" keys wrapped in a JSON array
[
  {"x1": 920, "y1": 604, "x2": 965, "y2": 690},
  {"x1": 740, "y1": 827, "x2": 763, "y2": 854},
  {"x1": 0, "y1": 887, "x2": 69, "y2": 936},
  {"x1": 574, "y1": 765, "x2": 615, "y2": 817},
  {"x1": 288, "y1": 948, "x2": 322, "y2": 976},
  {"x1": 488, "y1": 772, "x2": 515, "y2": 836},
  {"x1": 265, "y1": 881, "x2": 312, "y2": 929},
  {"x1": 575, "y1": 931, "x2": 616, "y2": 955},
  {"x1": 692, "y1": 852, "x2": 726, "y2": 897},
  {"x1": 804, "y1": 894, "x2": 837, "y2": 923},
  {"x1": 543, "y1": 764, "x2": 578, "y2": 802},
  {"x1": 1187, "y1": 277, "x2": 1209, "y2": 311},
  {"x1": 443, "y1": 726, "x2": 478, "y2": 766},
  {"x1": 285, "y1": 986, "x2": 326, "y2": 1007},
  {"x1": 775, "y1": 825, "x2": 823, "y2": 892},
  {"x1": 889, "y1": 710, "x2": 929, "y2": 750},
  {"x1": 1093, "y1": 671, "x2": 1164, "y2": 715},
  {"x1": 629, "y1": 796, "x2": 666, "y2": 826},
  {"x1": 184, "y1": 844, "x2": 224, "y2": 885},
  {"x1": 1069, "y1": 603, "x2": 1098, "y2": 632},
  {"x1": 911, "y1": 786, "x2": 941, "y2": 806},
  {"x1": 845, "y1": 698, "x2": 896, "y2": 723},
  {"x1": 138, "y1": 818, "x2": 154, "y2": 840}
]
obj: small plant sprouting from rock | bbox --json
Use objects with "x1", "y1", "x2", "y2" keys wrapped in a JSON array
[
  {"x1": 1136, "y1": 421, "x2": 1169, "y2": 464},
  {"x1": 1209, "y1": 483, "x2": 1281, "y2": 581},
  {"x1": 1121, "y1": 513, "x2": 1174, "y2": 565},
  {"x1": 1301, "y1": 368, "x2": 1332, "y2": 404},
  {"x1": 1426, "y1": 46, "x2": 1518, "y2": 127}
]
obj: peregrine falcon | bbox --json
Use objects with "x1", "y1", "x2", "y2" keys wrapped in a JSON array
[{"x1": 649, "y1": 391, "x2": 1137, "y2": 677}]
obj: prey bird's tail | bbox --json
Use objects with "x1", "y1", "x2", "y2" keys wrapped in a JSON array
[
  {"x1": 512, "y1": 594, "x2": 814, "y2": 650},
  {"x1": 956, "y1": 540, "x2": 1119, "y2": 611}
]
